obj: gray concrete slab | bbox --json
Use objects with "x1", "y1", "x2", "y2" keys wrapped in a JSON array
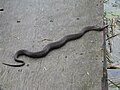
[{"x1": 0, "y1": 0, "x2": 105, "y2": 90}]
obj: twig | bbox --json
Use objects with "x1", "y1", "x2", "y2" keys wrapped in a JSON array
[
  {"x1": 106, "y1": 49, "x2": 113, "y2": 63},
  {"x1": 110, "y1": 17, "x2": 116, "y2": 35},
  {"x1": 106, "y1": 30, "x2": 112, "y2": 53},
  {"x1": 106, "y1": 33, "x2": 120, "y2": 40},
  {"x1": 107, "y1": 63, "x2": 120, "y2": 69},
  {"x1": 108, "y1": 79, "x2": 120, "y2": 89}
]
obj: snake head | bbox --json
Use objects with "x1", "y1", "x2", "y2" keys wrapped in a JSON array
[
  {"x1": 92, "y1": 25, "x2": 108, "y2": 31},
  {"x1": 82, "y1": 25, "x2": 108, "y2": 32}
]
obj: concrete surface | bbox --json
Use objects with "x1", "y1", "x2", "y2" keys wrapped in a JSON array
[{"x1": 0, "y1": 0, "x2": 105, "y2": 90}]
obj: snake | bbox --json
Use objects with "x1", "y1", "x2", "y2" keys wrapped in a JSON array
[{"x1": 2, "y1": 25, "x2": 108, "y2": 67}]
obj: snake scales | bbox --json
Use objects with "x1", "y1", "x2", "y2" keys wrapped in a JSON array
[{"x1": 3, "y1": 25, "x2": 108, "y2": 67}]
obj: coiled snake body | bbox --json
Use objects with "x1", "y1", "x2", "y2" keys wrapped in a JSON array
[{"x1": 3, "y1": 25, "x2": 108, "y2": 67}]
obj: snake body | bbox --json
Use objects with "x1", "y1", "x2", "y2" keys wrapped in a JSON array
[{"x1": 3, "y1": 25, "x2": 108, "y2": 67}]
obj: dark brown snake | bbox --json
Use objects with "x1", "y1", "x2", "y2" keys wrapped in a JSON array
[{"x1": 2, "y1": 25, "x2": 108, "y2": 67}]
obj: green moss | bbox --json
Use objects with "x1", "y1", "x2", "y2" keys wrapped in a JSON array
[{"x1": 104, "y1": 11, "x2": 120, "y2": 19}]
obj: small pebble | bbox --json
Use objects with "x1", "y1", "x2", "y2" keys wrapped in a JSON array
[
  {"x1": 18, "y1": 69, "x2": 22, "y2": 72},
  {"x1": 26, "y1": 64, "x2": 29, "y2": 66},
  {"x1": 65, "y1": 56, "x2": 67, "y2": 58},
  {"x1": 50, "y1": 20, "x2": 53, "y2": 22},
  {"x1": 17, "y1": 20, "x2": 21, "y2": 23},
  {"x1": 76, "y1": 17, "x2": 80, "y2": 20},
  {"x1": 80, "y1": 53, "x2": 83, "y2": 55},
  {"x1": 86, "y1": 72, "x2": 89, "y2": 75},
  {"x1": 96, "y1": 4, "x2": 98, "y2": 6},
  {"x1": 90, "y1": 40, "x2": 94, "y2": 43}
]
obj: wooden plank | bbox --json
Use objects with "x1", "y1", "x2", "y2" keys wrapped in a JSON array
[{"x1": 0, "y1": 0, "x2": 105, "y2": 90}]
